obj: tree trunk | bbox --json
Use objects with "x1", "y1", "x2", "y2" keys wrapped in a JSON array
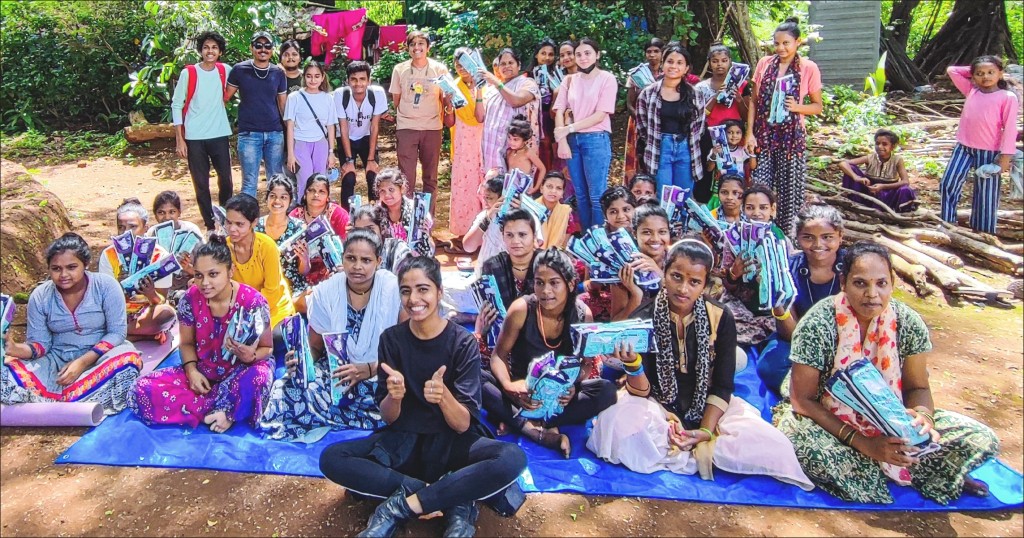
[
  {"x1": 889, "y1": 0, "x2": 921, "y2": 50},
  {"x1": 725, "y1": 0, "x2": 762, "y2": 67},
  {"x1": 914, "y1": 0, "x2": 1019, "y2": 79},
  {"x1": 640, "y1": 0, "x2": 665, "y2": 40},
  {"x1": 881, "y1": 22, "x2": 929, "y2": 92},
  {"x1": 686, "y1": 0, "x2": 721, "y2": 72}
]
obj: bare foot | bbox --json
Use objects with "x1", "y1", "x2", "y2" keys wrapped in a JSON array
[
  {"x1": 203, "y1": 411, "x2": 233, "y2": 433},
  {"x1": 963, "y1": 476, "x2": 990, "y2": 497},
  {"x1": 524, "y1": 422, "x2": 571, "y2": 458}
]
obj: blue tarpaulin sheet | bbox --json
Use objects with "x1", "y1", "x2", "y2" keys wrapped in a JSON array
[{"x1": 57, "y1": 351, "x2": 1023, "y2": 511}]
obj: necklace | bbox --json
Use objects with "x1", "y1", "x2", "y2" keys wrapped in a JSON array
[
  {"x1": 803, "y1": 266, "x2": 839, "y2": 305},
  {"x1": 536, "y1": 304, "x2": 563, "y2": 349},
  {"x1": 253, "y1": 62, "x2": 271, "y2": 80},
  {"x1": 349, "y1": 280, "x2": 373, "y2": 296}
]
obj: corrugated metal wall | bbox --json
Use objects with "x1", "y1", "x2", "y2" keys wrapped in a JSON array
[{"x1": 808, "y1": 0, "x2": 881, "y2": 87}]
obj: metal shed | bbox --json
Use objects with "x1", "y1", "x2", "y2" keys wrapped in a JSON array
[{"x1": 808, "y1": 1, "x2": 882, "y2": 87}]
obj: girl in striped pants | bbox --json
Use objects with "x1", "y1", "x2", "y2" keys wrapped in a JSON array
[{"x1": 940, "y1": 56, "x2": 1019, "y2": 234}]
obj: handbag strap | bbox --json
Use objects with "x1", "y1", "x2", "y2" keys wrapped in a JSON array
[{"x1": 298, "y1": 91, "x2": 330, "y2": 140}]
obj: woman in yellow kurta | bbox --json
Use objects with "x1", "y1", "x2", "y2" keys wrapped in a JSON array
[
  {"x1": 223, "y1": 194, "x2": 295, "y2": 328},
  {"x1": 448, "y1": 48, "x2": 485, "y2": 237}
]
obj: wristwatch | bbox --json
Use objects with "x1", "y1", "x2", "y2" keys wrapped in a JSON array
[{"x1": 345, "y1": 157, "x2": 355, "y2": 163}]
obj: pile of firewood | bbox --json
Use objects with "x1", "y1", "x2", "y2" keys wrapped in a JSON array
[{"x1": 806, "y1": 179, "x2": 1022, "y2": 306}]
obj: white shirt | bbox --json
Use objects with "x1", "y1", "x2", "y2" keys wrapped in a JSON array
[
  {"x1": 283, "y1": 89, "x2": 339, "y2": 142},
  {"x1": 334, "y1": 85, "x2": 389, "y2": 141}
]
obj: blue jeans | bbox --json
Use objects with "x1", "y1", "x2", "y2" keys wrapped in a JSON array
[
  {"x1": 655, "y1": 134, "x2": 694, "y2": 194},
  {"x1": 565, "y1": 131, "x2": 612, "y2": 230},
  {"x1": 237, "y1": 130, "x2": 284, "y2": 198}
]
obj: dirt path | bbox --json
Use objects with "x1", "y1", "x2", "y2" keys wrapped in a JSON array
[{"x1": 1, "y1": 152, "x2": 1021, "y2": 536}]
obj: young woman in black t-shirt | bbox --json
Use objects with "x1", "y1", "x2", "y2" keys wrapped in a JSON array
[{"x1": 319, "y1": 256, "x2": 526, "y2": 537}]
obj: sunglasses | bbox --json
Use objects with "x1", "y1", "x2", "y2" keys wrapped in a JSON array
[{"x1": 252, "y1": 42, "x2": 273, "y2": 50}]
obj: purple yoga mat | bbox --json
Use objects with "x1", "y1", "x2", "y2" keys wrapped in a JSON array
[
  {"x1": 0, "y1": 325, "x2": 179, "y2": 428},
  {"x1": 0, "y1": 402, "x2": 104, "y2": 427}
]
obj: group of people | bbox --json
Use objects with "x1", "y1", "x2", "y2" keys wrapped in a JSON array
[{"x1": 2, "y1": 15, "x2": 1018, "y2": 537}]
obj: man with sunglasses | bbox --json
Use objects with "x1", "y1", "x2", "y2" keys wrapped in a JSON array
[{"x1": 225, "y1": 31, "x2": 288, "y2": 198}]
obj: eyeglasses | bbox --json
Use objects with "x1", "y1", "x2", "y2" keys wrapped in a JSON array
[{"x1": 252, "y1": 42, "x2": 273, "y2": 50}]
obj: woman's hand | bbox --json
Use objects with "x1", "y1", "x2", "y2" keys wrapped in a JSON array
[
  {"x1": 475, "y1": 303, "x2": 499, "y2": 340},
  {"x1": 854, "y1": 435, "x2": 921, "y2": 467},
  {"x1": 225, "y1": 337, "x2": 257, "y2": 364},
  {"x1": 293, "y1": 239, "x2": 309, "y2": 261},
  {"x1": 423, "y1": 365, "x2": 447, "y2": 405},
  {"x1": 478, "y1": 69, "x2": 500, "y2": 87},
  {"x1": 55, "y1": 357, "x2": 88, "y2": 386},
  {"x1": 502, "y1": 378, "x2": 539, "y2": 410},
  {"x1": 557, "y1": 384, "x2": 576, "y2": 407},
  {"x1": 553, "y1": 125, "x2": 571, "y2": 142},
  {"x1": 328, "y1": 153, "x2": 340, "y2": 170},
  {"x1": 997, "y1": 154, "x2": 1012, "y2": 173},
  {"x1": 137, "y1": 276, "x2": 160, "y2": 304},
  {"x1": 745, "y1": 133, "x2": 757, "y2": 154},
  {"x1": 380, "y1": 363, "x2": 406, "y2": 400},
  {"x1": 728, "y1": 253, "x2": 749, "y2": 281},
  {"x1": 617, "y1": 264, "x2": 642, "y2": 299},
  {"x1": 784, "y1": 96, "x2": 799, "y2": 113},
  {"x1": 486, "y1": 199, "x2": 502, "y2": 220},
  {"x1": 287, "y1": 155, "x2": 299, "y2": 174},
  {"x1": 333, "y1": 363, "x2": 370, "y2": 391},
  {"x1": 185, "y1": 364, "x2": 211, "y2": 395},
  {"x1": 907, "y1": 408, "x2": 941, "y2": 443},
  {"x1": 667, "y1": 423, "x2": 712, "y2": 451},
  {"x1": 178, "y1": 253, "x2": 194, "y2": 276},
  {"x1": 630, "y1": 254, "x2": 662, "y2": 278}
]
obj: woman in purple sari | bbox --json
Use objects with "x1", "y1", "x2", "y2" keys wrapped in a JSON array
[{"x1": 129, "y1": 235, "x2": 274, "y2": 433}]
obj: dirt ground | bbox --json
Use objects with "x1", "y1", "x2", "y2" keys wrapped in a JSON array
[{"x1": 0, "y1": 142, "x2": 1022, "y2": 536}]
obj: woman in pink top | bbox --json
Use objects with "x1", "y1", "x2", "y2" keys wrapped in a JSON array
[
  {"x1": 746, "y1": 17, "x2": 823, "y2": 237},
  {"x1": 940, "y1": 55, "x2": 1020, "y2": 234},
  {"x1": 552, "y1": 38, "x2": 619, "y2": 230}
]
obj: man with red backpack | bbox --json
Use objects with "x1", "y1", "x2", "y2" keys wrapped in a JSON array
[{"x1": 171, "y1": 31, "x2": 233, "y2": 232}]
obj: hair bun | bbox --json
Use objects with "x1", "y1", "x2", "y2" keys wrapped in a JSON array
[
  {"x1": 207, "y1": 232, "x2": 228, "y2": 246},
  {"x1": 512, "y1": 114, "x2": 528, "y2": 122},
  {"x1": 784, "y1": 16, "x2": 800, "y2": 24}
]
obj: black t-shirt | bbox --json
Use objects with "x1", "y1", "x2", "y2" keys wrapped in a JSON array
[
  {"x1": 227, "y1": 60, "x2": 288, "y2": 132},
  {"x1": 660, "y1": 98, "x2": 688, "y2": 135},
  {"x1": 286, "y1": 74, "x2": 303, "y2": 95},
  {"x1": 375, "y1": 320, "x2": 482, "y2": 434}
]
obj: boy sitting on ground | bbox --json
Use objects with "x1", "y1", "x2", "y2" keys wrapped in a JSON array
[{"x1": 838, "y1": 128, "x2": 918, "y2": 213}]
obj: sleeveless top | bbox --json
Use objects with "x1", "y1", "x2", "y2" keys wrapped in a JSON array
[{"x1": 508, "y1": 294, "x2": 585, "y2": 379}]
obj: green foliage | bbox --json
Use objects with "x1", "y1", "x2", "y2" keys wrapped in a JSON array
[
  {"x1": 125, "y1": 0, "x2": 311, "y2": 123},
  {"x1": 333, "y1": 1, "x2": 404, "y2": 26},
  {"x1": 1, "y1": 130, "x2": 131, "y2": 162},
  {"x1": 414, "y1": 0, "x2": 650, "y2": 89},
  {"x1": 881, "y1": 1, "x2": 1021, "y2": 60},
  {"x1": 370, "y1": 49, "x2": 411, "y2": 86},
  {"x1": 0, "y1": 0, "x2": 151, "y2": 132},
  {"x1": 864, "y1": 51, "x2": 887, "y2": 97}
]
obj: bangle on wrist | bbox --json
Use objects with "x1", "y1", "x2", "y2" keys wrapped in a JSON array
[
  {"x1": 773, "y1": 308, "x2": 791, "y2": 321},
  {"x1": 623, "y1": 364, "x2": 645, "y2": 377},
  {"x1": 621, "y1": 353, "x2": 643, "y2": 369},
  {"x1": 497, "y1": 82, "x2": 505, "y2": 90},
  {"x1": 182, "y1": 359, "x2": 198, "y2": 368},
  {"x1": 698, "y1": 427, "x2": 715, "y2": 440}
]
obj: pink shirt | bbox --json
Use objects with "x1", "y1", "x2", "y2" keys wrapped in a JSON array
[
  {"x1": 753, "y1": 55, "x2": 822, "y2": 128},
  {"x1": 947, "y1": 66, "x2": 1019, "y2": 155},
  {"x1": 552, "y1": 70, "x2": 618, "y2": 133}
]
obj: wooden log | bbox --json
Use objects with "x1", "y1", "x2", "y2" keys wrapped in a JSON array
[
  {"x1": 845, "y1": 229, "x2": 963, "y2": 291},
  {"x1": 123, "y1": 123, "x2": 175, "y2": 143},
  {"x1": 1005, "y1": 244, "x2": 1024, "y2": 255},
  {"x1": 898, "y1": 237, "x2": 963, "y2": 268},
  {"x1": 890, "y1": 253, "x2": 933, "y2": 296},
  {"x1": 944, "y1": 228, "x2": 1023, "y2": 275},
  {"x1": 956, "y1": 209, "x2": 1024, "y2": 220}
]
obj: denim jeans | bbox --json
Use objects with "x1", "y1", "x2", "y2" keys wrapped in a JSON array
[
  {"x1": 565, "y1": 131, "x2": 612, "y2": 230},
  {"x1": 655, "y1": 133, "x2": 694, "y2": 195},
  {"x1": 237, "y1": 130, "x2": 284, "y2": 198}
]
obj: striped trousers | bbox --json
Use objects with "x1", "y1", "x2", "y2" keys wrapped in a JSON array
[
  {"x1": 752, "y1": 147, "x2": 806, "y2": 239},
  {"x1": 939, "y1": 143, "x2": 1001, "y2": 234}
]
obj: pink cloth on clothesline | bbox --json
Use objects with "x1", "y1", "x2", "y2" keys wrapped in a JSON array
[
  {"x1": 378, "y1": 25, "x2": 407, "y2": 53},
  {"x1": 311, "y1": 9, "x2": 367, "y2": 65}
]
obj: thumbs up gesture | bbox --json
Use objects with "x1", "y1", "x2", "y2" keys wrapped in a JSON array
[
  {"x1": 424, "y1": 365, "x2": 447, "y2": 405},
  {"x1": 380, "y1": 363, "x2": 406, "y2": 401}
]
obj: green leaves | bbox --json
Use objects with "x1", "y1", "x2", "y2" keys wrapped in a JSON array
[{"x1": 863, "y1": 51, "x2": 887, "y2": 97}]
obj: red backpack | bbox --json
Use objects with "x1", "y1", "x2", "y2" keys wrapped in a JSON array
[{"x1": 181, "y1": 63, "x2": 228, "y2": 137}]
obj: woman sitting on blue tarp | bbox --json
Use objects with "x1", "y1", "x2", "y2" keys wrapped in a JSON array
[
  {"x1": 2, "y1": 233, "x2": 142, "y2": 414},
  {"x1": 756, "y1": 204, "x2": 846, "y2": 394},
  {"x1": 261, "y1": 230, "x2": 405, "y2": 440},
  {"x1": 774, "y1": 241, "x2": 999, "y2": 504},
  {"x1": 587, "y1": 239, "x2": 813, "y2": 490},
  {"x1": 319, "y1": 256, "x2": 526, "y2": 537}
]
